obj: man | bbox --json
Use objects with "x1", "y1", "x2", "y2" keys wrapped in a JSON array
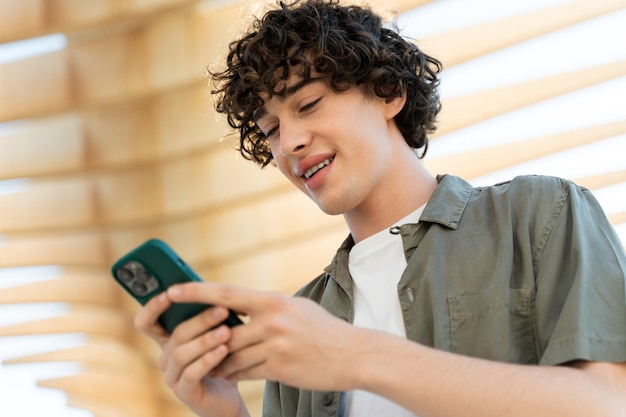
[{"x1": 135, "y1": 1, "x2": 626, "y2": 416}]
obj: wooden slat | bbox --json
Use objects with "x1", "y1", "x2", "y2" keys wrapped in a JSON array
[
  {"x1": 62, "y1": 360, "x2": 190, "y2": 412},
  {"x1": 66, "y1": 396, "x2": 155, "y2": 417},
  {"x1": 0, "y1": 266, "x2": 122, "y2": 302},
  {"x1": 425, "y1": 121, "x2": 626, "y2": 180},
  {"x1": 576, "y1": 169, "x2": 626, "y2": 190},
  {"x1": 38, "y1": 369, "x2": 161, "y2": 416},
  {"x1": 0, "y1": 50, "x2": 70, "y2": 121},
  {"x1": 66, "y1": 393, "x2": 200, "y2": 417},
  {"x1": 0, "y1": 177, "x2": 95, "y2": 231},
  {"x1": 422, "y1": 0, "x2": 626, "y2": 67},
  {"x1": 0, "y1": 3, "x2": 241, "y2": 123},
  {"x1": 0, "y1": 0, "x2": 205, "y2": 44},
  {"x1": 67, "y1": 393, "x2": 199, "y2": 417},
  {"x1": 0, "y1": 274, "x2": 121, "y2": 307},
  {"x1": 0, "y1": 305, "x2": 133, "y2": 339},
  {"x1": 2, "y1": 337, "x2": 149, "y2": 373},
  {"x1": 0, "y1": 0, "x2": 43, "y2": 45},
  {"x1": 608, "y1": 211, "x2": 626, "y2": 225},
  {"x1": 118, "y1": 146, "x2": 284, "y2": 221},
  {"x1": 436, "y1": 61, "x2": 626, "y2": 137},
  {"x1": 0, "y1": 114, "x2": 84, "y2": 180},
  {"x1": 0, "y1": 232, "x2": 106, "y2": 267},
  {"x1": 81, "y1": 85, "x2": 228, "y2": 171}
]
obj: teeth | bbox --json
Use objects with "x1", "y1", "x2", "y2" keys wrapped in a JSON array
[{"x1": 304, "y1": 157, "x2": 334, "y2": 179}]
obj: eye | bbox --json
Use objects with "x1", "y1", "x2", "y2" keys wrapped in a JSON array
[
  {"x1": 265, "y1": 125, "x2": 279, "y2": 139},
  {"x1": 299, "y1": 97, "x2": 322, "y2": 113}
]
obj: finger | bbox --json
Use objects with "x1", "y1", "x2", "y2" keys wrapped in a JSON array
[
  {"x1": 167, "y1": 282, "x2": 282, "y2": 316},
  {"x1": 134, "y1": 292, "x2": 171, "y2": 343},
  {"x1": 227, "y1": 318, "x2": 267, "y2": 354},
  {"x1": 176, "y1": 344, "x2": 230, "y2": 397},
  {"x1": 159, "y1": 306, "x2": 231, "y2": 371},
  {"x1": 223, "y1": 362, "x2": 267, "y2": 383},
  {"x1": 211, "y1": 340, "x2": 267, "y2": 381},
  {"x1": 170, "y1": 305, "x2": 231, "y2": 345},
  {"x1": 164, "y1": 324, "x2": 232, "y2": 387}
]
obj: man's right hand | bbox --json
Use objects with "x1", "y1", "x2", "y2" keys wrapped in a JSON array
[{"x1": 134, "y1": 291, "x2": 250, "y2": 417}]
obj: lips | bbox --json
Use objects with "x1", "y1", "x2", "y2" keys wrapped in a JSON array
[
  {"x1": 294, "y1": 154, "x2": 335, "y2": 178},
  {"x1": 304, "y1": 156, "x2": 334, "y2": 179}
]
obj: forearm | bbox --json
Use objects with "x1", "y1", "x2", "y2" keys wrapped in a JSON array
[{"x1": 353, "y1": 330, "x2": 626, "y2": 417}]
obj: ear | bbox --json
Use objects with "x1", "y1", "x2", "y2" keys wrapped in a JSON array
[{"x1": 383, "y1": 92, "x2": 407, "y2": 120}]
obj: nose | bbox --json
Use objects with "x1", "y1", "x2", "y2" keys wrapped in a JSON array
[{"x1": 278, "y1": 121, "x2": 311, "y2": 157}]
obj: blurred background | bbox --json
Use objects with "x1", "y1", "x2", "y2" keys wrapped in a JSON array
[{"x1": 0, "y1": 0, "x2": 624, "y2": 416}]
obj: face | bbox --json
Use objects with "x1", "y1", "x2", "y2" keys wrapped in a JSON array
[{"x1": 254, "y1": 77, "x2": 407, "y2": 217}]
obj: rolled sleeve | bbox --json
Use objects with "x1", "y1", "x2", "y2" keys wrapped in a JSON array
[{"x1": 534, "y1": 180, "x2": 626, "y2": 365}]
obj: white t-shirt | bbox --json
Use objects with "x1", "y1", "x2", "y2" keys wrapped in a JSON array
[{"x1": 343, "y1": 206, "x2": 425, "y2": 417}]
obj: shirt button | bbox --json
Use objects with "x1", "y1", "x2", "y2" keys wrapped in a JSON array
[
  {"x1": 406, "y1": 287, "x2": 415, "y2": 303},
  {"x1": 322, "y1": 392, "x2": 334, "y2": 406}
]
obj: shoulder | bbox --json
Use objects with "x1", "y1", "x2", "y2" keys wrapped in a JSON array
[
  {"x1": 434, "y1": 174, "x2": 582, "y2": 213},
  {"x1": 483, "y1": 174, "x2": 578, "y2": 200},
  {"x1": 475, "y1": 174, "x2": 587, "y2": 217}
]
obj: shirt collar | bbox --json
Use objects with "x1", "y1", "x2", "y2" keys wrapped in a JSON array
[
  {"x1": 420, "y1": 174, "x2": 473, "y2": 230},
  {"x1": 324, "y1": 174, "x2": 474, "y2": 289}
]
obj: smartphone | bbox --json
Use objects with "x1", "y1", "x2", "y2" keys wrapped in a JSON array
[{"x1": 111, "y1": 238, "x2": 243, "y2": 333}]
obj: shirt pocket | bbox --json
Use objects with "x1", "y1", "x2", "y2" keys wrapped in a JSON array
[{"x1": 447, "y1": 286, "x2": 537, "y2": 363}]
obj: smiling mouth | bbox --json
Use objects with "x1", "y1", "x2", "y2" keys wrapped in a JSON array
[{"x1": 303, "y1": 156, "x2": 334, "y2": 180}]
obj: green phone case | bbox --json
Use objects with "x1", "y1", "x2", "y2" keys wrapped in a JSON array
[{"x1": 111, "y1": 238, "x2": 242, "y2": 333}]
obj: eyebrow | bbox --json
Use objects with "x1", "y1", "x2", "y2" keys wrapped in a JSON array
[{"x1": 252, "y1": 77, "x2": 323, "y2": 124}]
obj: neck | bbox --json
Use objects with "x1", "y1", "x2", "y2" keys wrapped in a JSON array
[{"x1": 344, "y1": 157, "x2": 438, "y2": 244}]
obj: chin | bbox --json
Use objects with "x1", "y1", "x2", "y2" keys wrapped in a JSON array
[
  {"x1": 309, "y1": 189, "x2": 357, "y2": 216},
  {"x1": 314, "y1": 199, "x2": 350, "y2": 216},
  {"x1": 318, "y1": 206, "x2": 344, "y2": 216}
]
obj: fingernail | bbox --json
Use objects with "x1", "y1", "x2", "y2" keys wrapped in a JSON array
[
  {"x1": 212, "y1": 307, "x2": 225, "y2": 317},
  {"x1": 213, "y1": 326, "x2": 227, "y2": 340},
  {"x1": 167, "y1": 285, "x2": 181, "y2": 297},
  {"x1": 216, "y1": 345, "x2": 228, "y2": 356}
]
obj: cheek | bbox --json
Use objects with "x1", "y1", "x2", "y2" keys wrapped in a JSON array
[
  {"x1": 269, "y1": 144, "x2": 285, "y2": 171},
  {"x1": 274, "y1": 157, "x2": 289, "y2": 177},
  {"x1": 272, "y1": 154, "x2": 298, "y2": 184},
  {"x1": 269, "y1": 140, "x2": 280, "y2": 159}
]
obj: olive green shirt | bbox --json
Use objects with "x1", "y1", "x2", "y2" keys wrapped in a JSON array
[{"x1": 262, "y1": 174, "x2": 626, "y2": 417}]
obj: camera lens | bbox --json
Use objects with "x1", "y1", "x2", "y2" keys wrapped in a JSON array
[
  {"x1": 116, "y1": 267, "x2": 134, "y2": 283},
  {"x1": 135, "y1": 268, "x2": 152, "y2": 283},
  {"x1": 132, "y1": 282, "x2": 149, "y2": 296}
]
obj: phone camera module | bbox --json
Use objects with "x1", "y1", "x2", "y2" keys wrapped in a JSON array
[
  {"x1": 131, "y1": 282, "x2": 150, "y2": 295},
  {"x1": 116, "y1": 267, "x2": 134, "y2": 283},
  {"x1": 135, "y1": 269, "x2": 152, "y2": 283},
  {"x1": 116, "y1": 261, "x2": 159, "y2": 297}
]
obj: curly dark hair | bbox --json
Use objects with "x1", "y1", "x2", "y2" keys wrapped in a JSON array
[{"x1": 209, "y1": 0, "x2": 442, "y2": 167}]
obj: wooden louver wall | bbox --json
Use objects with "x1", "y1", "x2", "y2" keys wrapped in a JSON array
[{"x1": 0, "y1": 0, "x2": 624, "y2": 416}]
